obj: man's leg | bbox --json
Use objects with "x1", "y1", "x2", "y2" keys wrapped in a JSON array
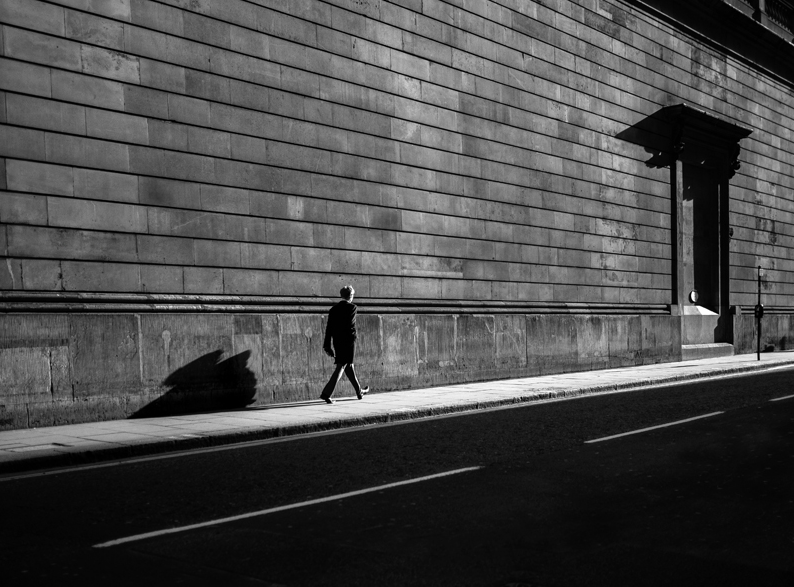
[
  {"x1": 320, "y1": 364, "x2": 345, "y2": 402},
  {"x1": 344, "y1": 364, "x2": 369, "y2": 399}
]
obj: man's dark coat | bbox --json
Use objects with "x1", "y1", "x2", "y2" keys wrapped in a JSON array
[{"x1": 323, "y1": 300, "x2": 357, "y2": 364}]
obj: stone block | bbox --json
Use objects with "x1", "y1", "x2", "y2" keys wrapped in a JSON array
[
  {"x1": 0, "y1": 355, "x2": 52, "y2": 425},
  {"x1": 184, "y1": 266, "x2": 223, "y2": 294},
  {"x1": 199, "y1": 184, "x2": 249, "y2": 214},
  {"x1": 277, "y1": 314, "x2": 327, "y2": 401},
  {"x1": 230, "y1": 24, "x2": 269, "y2": 59},
  {"x1": 130, "y1": 0, "x2": 182, "y2": 35},
  {"x1": 74, "y1": 168, "x2": 138, "y2": 203},
  {"x1": 123, "y1": 23, "x2": 167, "y2": 59},
  {"x1": 140, "y1": 58, "x2": 185, "y2": 93},
  {"x1": 51, "y1": 69, "x2": 124, "y2": 109},
  {"x1": 184, "y1": 11, "x2": 230, "y2": 48},
  {"x1": 0, "y1": 314, "x2": 69, "y2": 349},
  {"x1": 166, "y1": 34, "x2": 211, "y2": 71},
  {"x1": 61, "y1": 260, "x2": 140, "y2": 292},
  {"x1": 607, "y1": 315, "x2": 642, "y2": 367},
  {"x1": 0, "y1": 57, "x2": 51, "y2": 97},
  {"x1": 69, "y1": 314, "x2": 140, "y2": 397},
  {"x1": 149, "y1": 207, "x2": 242, "y2": 241},
  {"x1": 639, "y1": 315, "x2": 678, "y2": 362},
  {"x1": 415, "y1": 314, "x2": 457, "y2": 378},
  {"x1": 526, "y1": 315, "x2": 579, "y2": 375},
  {"x1": 456, "y1": 314, "x2": 496, "y2": 373},
  {"x1": 46, "y1": 133, "x2": 129, "y2": 172},
  {"x1": 230, "y1": 134, "x2": 268, "y2": 165},
  {"x1": 86, "y1": 107, "x2": 148, "y2": 144},
  {"x1": 575, "y1": 316, "x2": 610, "y2": 370},
  {"x1": 0, "y1": 126, "x2": 45, "y2": 160},
  {"x1": 233, "y1": 314, "x2": 275, "y2": 405},
  {"x1": 141, "y1": 264, "x2": 183, "y2": 293},
  {"x1": 124, "y1": 85, "x2": 169, "y2": 118},
  {"x1": 6, "y1": 160, "x2": 73, "y2": 196},
  {"x1": 148, "y1": 119, "x2": 188, "y2": 150},
  {"x1": 495, "y1": 314, "x2": 527, "y2": 371},
  {"x1": 223, "y1": 268, "x2": 278, "y2": 295},
  {"x1": 162, "y1": 150, "x2": 214, "y2": 183},
  {"x1": 188, "y1": 126, "x2": 231, "y2": 158},
  {"x1": 291, "y1": 246, "x2": 331, "y2": 272},
  {"x1": 317, "y1": 26, "x2": 351, "y2": 57},
  {"x1": 0, "y1": 192, "x2": 48, "y2": 225},
  {"x1": 194, "y1": 239, "x2": 241, "y2": 268},
  {"x1": 4, "y1": 27, "x2": 81, "y2": 71},
  {"x1": 241, "y1": 242, "x2": 291, "y2": 269},
  {"x1": 267, "y1": 218, "x2": 314, "y2": 246},
  {"x1": 373, "y1": 314, "x2": 415, "y2": 382},
  {"x1": 185, "y1": 69, "x2": 230, "y2": 102},
  {"x1": 0, "y1": 0, "x2": 65, "y2": 36},
  {"x1": 66, "y1": 10, "x2": 124, "y2": 48},
  {"x1": 69, "y1": 0, "x2": 131, "y2": 21},
  {"x1": 6, "y1": 94, "x2": 86, "y2": 135},
  {"x1": 48, "y1": 197, "x2": 147, "y2": 233},
  {"x1": 137, "y1": 234, "x2": 194, "y2": 265},
  {"x1": 168, "y1": 94, "x2": 210, "y2": 126},
  {"x1": 396, "y1": 232, "x2": 434, "y2": 256},
  {"x1": 278, "y1": 271, "x2": 323, "y2": 297},
  {"x1": 240, "y1": 216, "x2": 268, "y2": 243},
  {"x1": 8, "y1": 225, "x2": 137, "y2": 262},
  {"x1": 16, "y1": 258, "x2": 63, "y2": 290},
  {"x1": 139, "y1": 176, "x2": 200, "y2": 208}
]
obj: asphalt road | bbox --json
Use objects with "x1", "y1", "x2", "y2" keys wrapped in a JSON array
[{"x1": 1, "y1": 367, "x2": 792, "y2": 586}]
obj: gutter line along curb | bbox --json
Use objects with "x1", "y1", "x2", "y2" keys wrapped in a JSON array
[{"x1": 1, "y1": 358, "x2": 793, "y2": 475}]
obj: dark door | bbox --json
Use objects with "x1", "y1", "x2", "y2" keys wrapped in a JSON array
[{"x1": 682, "y1": 164, "x2": 720, "y2": 313}]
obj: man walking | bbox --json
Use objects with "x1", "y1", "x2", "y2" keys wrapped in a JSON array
[{"x1": 320, "y1": 285, "x2": 369, "y2": 404}]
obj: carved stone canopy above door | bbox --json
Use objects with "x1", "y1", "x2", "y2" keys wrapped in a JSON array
[{"x1": 664, "y1": 104, "x2": 753, "y2": 178}]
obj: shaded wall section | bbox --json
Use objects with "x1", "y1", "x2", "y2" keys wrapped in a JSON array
[{"x1": 0, "y1": 311, "x2": 680, "y2": 429}]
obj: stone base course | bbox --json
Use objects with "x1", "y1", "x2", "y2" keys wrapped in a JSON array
[
  {"x1": 1, "y1": 350, "x2": 792, "y2": 475},
  {"x1": 1, "y1": 310, "x2": 683, "y2": 430}
]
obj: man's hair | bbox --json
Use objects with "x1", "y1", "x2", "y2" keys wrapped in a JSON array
[{"x1": 340, "y1": 285, "x2": 355, "y2": 300}]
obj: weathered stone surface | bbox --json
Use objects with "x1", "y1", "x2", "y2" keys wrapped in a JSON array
[
  {"x1": 69, "y1": 315, "x2": 139, "y2": 397},
  {"x1": 495, "y1": 314, "x2": 527, "y2": 373},
  {"x1": 1, "y1": 1, "x2": 792, "y2": 428},
  {"x1": 138, "y1": 314, "x2": 234, "y2": 393},
  {"x1": 379, "y1": 314, "x2": 419, "y2": 384},
  {"x1": 526, "y1": 315, "x2": 578, "y2": 375},
  {"x1": 415, "y1": 315, "x2": 458, "y2": 383},
  {"x1": 277, "y1": 314, "x2": 328, "y2": 401},
  {"x1": 456, "y1": 314, "x2": 496, "y2": 375}
]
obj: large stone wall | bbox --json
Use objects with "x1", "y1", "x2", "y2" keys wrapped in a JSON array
[
  {"x1": 1, "y1": 0, "x2": 793, "y2": 428},
  {"x1": 0, "y1": 311, "x2": 679, "y2": 429}
]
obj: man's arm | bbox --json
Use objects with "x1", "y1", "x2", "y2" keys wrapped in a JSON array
[{"x1": 323, "y1": 308, "x2": 334, "y2": 356}]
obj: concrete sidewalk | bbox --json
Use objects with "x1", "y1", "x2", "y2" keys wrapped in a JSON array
[{"x1": 2, "y1": 351, "x2": 794, "y2": 475}]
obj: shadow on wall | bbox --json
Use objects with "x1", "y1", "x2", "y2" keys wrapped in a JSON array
[
  {"x1": 615, "y1": 106, "x2": 675, "y2": 169},
  {"x1": 132, "y1": 350, "x2": 257, "y2": 418}
]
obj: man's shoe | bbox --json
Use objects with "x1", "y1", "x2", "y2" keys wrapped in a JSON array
[
  {"x1": 321, "y1": 397, "x2": 335, "y2": 404},
  {"x1": 356, "y1": 386, "x2": 370, "y2": 400}
]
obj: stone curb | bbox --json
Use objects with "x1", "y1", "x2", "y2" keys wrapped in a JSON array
[{"x1": 1, "y1": 358, "x2": 792, "y2": 476}]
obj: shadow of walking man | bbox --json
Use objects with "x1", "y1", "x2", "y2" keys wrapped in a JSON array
[{"x1": 132, "y1": 350, "x2": 257, "y2": 418}]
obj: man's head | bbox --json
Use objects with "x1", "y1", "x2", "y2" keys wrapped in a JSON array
[{"x1": 340, "y1": 285, "x2": 355, "y2": 301}]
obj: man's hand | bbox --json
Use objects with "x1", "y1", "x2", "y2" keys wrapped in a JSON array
[{"x1": 324, "y1": 347, "x2": 334, "y2": 358}]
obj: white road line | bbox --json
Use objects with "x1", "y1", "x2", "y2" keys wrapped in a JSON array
[
  {"x1": 584, "y1": 412, "x2": 724, "y2": 444},
  {"x1": 770, "y1": 394, "x2": 794, "y2": 402},
  {"x1": 93, "y1": 466, "x2": 481, "y2": 549}
]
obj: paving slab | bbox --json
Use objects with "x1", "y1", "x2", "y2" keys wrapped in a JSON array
[{"x1": 1, "y1": 351, "x2": 793, "y2": 474}]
